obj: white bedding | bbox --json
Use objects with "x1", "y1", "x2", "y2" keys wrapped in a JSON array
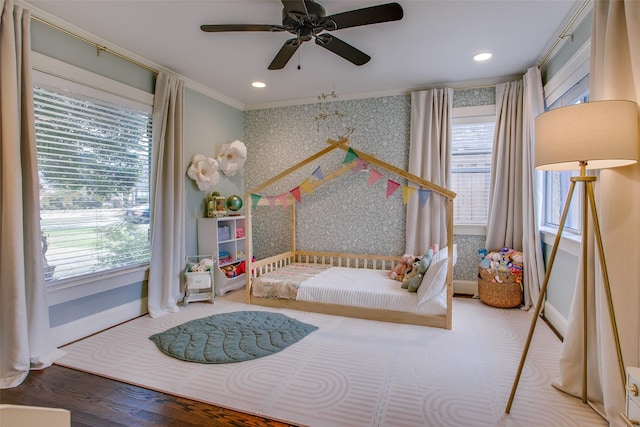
[
  {"x1": 251, "y1": 247, "x2": 455, "y2": 317},
  {"x1": 296, "y1": 266, "x2": 447, "y2": 315}
]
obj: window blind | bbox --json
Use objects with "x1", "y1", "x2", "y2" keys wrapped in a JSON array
[
  {"x1": 34, "y1": 84, "x2": 152, "y2": 282},
  {"x1": 451, "y1": 122, "x2": 494, "y2": 224}
]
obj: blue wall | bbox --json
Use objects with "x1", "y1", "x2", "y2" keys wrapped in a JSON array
[{"x1": 32, "y1": 20, "x2": 243, "y2": 337}]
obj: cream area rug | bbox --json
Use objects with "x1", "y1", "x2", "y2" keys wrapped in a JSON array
[{"x1": 56, "y1": 291, "x2": 606, "y2": 427}]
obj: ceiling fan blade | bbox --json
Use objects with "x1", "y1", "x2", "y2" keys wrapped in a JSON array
[
  {"x1": 268, "y1": 38, "x2": 301, "y2": 70},
  {"x1": 200, "y1": 24, "x2": 284, "y2": 32},
  {"x1": 315, "y1": 34, "x2": 370, "y2": 66},
  {"x1": 281, "y1": 0, "x2": 309, "y2": 17},
  {"x1": 323, "y1": 3, "x2": 403, "y2": 31}
]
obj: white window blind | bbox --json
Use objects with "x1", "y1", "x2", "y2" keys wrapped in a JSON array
[
  {"x1": 34, "y1": 77, "x2": 153, "y2": 282},
  {"x1": 451, "y1": 121, "x2": 494, "y2": 224}
]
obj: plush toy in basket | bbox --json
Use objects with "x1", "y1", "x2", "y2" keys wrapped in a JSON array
[{"x1": 477, "y1": 247, "x2": 523, "y2": 308}]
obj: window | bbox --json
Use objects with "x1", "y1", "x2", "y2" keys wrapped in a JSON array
[
  {"x1": 542, "y1": 75, "x2": 589, "y2": 233},
  {"x1": 33, "y1": 68, "x2": 153, "y2": 283},
  {"x1": 451, "y1": 107, "x2": 495, "y2": 224}
]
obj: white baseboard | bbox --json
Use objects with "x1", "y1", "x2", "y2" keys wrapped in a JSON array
[
  {"x1": 543, "y1": 300, "x2": 567, "y2": 338},
  {"x1": 454, "y1": 279, "x2": 477, "y2": 296},
  {"x1": 51, "y1": 298, "x2": 148, "y2": 347}
]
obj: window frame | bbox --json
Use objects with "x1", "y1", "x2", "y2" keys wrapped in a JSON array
[
  {"x1": 539, "y1": 40, "x2": 590, "y2": 257},
  {"x1": 32, "y1": 52, "x2": 154, "y2": 302},
  {"x1": 451, "y1": 104, "x2": 496, "y2": 235},
  {"x1": 540, "y1": 40, "x2": 591, "y2": 247}
]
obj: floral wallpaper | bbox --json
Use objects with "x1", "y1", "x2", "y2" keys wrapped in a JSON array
[
  {"x1": 243, "y1": 87, "x2": 495, "y2": 282},
  {"x1": 453, "y1": 234, "x2": 486, "y2": 281},
  {"x1": 244, "y1": 95, "x2": 410, "y2": 260},
  {"x1": 453, "y1": 87, "x2": 495, "y2": 108}
]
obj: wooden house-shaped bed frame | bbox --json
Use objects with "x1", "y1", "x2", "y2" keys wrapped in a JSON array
[{"x1": 243, "y1": 138, "x2": 456, "y2": 329}]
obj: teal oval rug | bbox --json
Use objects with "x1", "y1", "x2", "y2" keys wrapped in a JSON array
[{"x1": 149, "y1": 311, "x2": 318, "y2": 364}]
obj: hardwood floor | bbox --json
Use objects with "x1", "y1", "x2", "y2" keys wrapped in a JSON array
[{"x1": 1, "y1": 365, "x2": 296, "y2": 427}]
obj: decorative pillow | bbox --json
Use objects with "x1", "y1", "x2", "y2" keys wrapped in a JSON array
[
  {"x1": 416, "y1": 258, "x2": 448, "y2": 304},
  {"x1": 416, "y1": 246, "x2": 456, "y2": 304},
  {"x1": 429, "y1": 247, "x2": 445, "y2": 265}
]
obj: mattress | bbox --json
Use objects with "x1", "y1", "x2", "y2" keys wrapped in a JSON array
[{"x1": 251, "y1": 264, "x2": 447, "y2": 316}]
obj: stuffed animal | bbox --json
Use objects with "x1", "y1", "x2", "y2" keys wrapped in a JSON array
[
  {"x1": 401, "y1": 258, "x2": 422, "y2": 289},
  {"x1": 488, "y1": 252, "x2": 502, "y2": 269},
  {"x1": 190, "y1": 263, "x2": 206, "y2": 272},
  {"x1": 407, "y1": 253, "x2": 434, "y2": 292},
  {"x1": 510, "y1": 251, "x2": 523, "y2": 265},
  {"x1": 390, "y1": 254, "x2": 413, "y2": 281},
  {"x1": 223, "y1": 265, "x2": 237, "y2": 278},
  {"x1": 200, "y1": 258, "x2": 215, "y2": 269},
  {"x1": 423, "y1": 248, "x2": 435, "y2": 269}
]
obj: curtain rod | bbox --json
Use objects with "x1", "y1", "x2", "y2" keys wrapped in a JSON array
[
  {"x1": 31, "y1": 15, "x2": 159, "y2": 75},
  {"x1": 454, "y1": 84, "x2": 496, "y2": 91},
  {"x1": 537, "y1": 0, "x2": 591, "y2": 69},
  {"x1": 408, "y1": 82, "x2": 499, "y2": 94}
]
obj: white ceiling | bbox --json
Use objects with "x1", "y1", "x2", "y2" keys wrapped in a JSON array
[{"x1": 27, "y1": 0, "x2": 581, "y2": 110}]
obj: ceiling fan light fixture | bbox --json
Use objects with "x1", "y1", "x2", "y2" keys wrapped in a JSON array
[
  {"x1": 251, "y1": 81, "x2": 266, "y2": 88},
  {"x1": 473, "y1": 52, "x2": 493, "y2": 62}
]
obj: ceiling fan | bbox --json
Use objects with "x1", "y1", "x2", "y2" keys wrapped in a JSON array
[{"x1": 200, "y1": 0, "x2": 403, "y2": 70}]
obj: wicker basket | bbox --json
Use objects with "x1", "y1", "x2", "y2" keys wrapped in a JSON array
[{"x1": 477, "y1": 277, "x2": 522, "y2": 308}]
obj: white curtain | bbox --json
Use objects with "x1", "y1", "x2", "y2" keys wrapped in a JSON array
[
  {"x1": 486, "y1": 81, "x2": 524, "y2": 252},
  {"x1": 553, "y1": 1, "x2": 639, "y2": 424},
  {"x1": 0, "y1": 0, "x2": 64, "y2": 388},
  {"x1": 485, "y1": 75, "x2": 545, "y2": 310},
  {"x1": 406, "y1": 88, "x2": 452, "y2": 254},
  {"x1": 521, "y1": 67, "x2": 546, "y2": 310},
  {"x1": 147, "y1": 72, "x2": 186, "y2": 318}
]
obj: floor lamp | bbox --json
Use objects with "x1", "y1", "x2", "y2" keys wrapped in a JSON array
[{"x1": 505, "y1": 100, "x2": 639, "y2": 413}]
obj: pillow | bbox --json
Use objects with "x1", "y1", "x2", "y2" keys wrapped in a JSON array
[
  {"x1": 416, "y1": 258, "x2": 448, "y2": 304},
  {"x1": 430, "y1": 246, "x2": 447, "y2": 265}
]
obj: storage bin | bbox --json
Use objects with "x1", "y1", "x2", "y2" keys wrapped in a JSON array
[
  {"x1": 218, "y1": 226, "x2": 230, "y2": 241},
  {"x1": 185, "y1": 271, "x2": 211, "y2": 289},
  {"x1": 477, "y1": 277, "x2": 522, "y2": 308},
  {"x1": 477, "y1": 248, "x2": 523, "y2": 308}
]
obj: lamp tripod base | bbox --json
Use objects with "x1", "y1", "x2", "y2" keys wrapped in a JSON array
[{"x1": 505, "y1": 172, "x2": 625, "y2": 414}]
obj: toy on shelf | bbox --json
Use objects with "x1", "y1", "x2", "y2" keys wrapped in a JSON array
[{"x1": 205, "y1": 191, "x2": 226, "y2": 218}]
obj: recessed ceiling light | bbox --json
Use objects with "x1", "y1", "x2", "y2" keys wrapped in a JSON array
[
  {"x1": 473, "y1": 52, "x2": 492, "y2": 62},
  {"x1": 251, "y1": 81, "x2": 266, "y2": 88}
]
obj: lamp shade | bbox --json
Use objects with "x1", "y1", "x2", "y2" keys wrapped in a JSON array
[{"x1": 535, "y1": 100, "x2": 639, "y2": 171}]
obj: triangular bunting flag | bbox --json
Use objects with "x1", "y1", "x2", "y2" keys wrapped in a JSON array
[
  {"x1": 311, "y1": 166, "x2": 324, "y2": 182},
  {"x1": 353, "y1": 158, "x2": 368, "y2": 173},
  {"x1": 277, "y1": 193, "x2": 289, "y2": 208},
  {"x1": 418, "y1": 189, "x2": 432, "y2": 207},
  {"x1": 290, "y1": 186, "x2": 302, "y2": 204},
  {"x1": 402, "y1": 186, "x2": 416, "y2": 204},
  {"x1": 300, "y1": 178, "x2": 314, "y2": 195},
  {"x1": 251, "y1": 193, "x2": 262, "y2": 209},
  {"x1": 266, "y1": 196, "x2": 277, "y2": 209},
  {"x1": 386, "y1": 179, "x2": 401, "y2": 198},
  {"x1": 367, "y1": 168, "x2": 383, "y2": 186},
  {"x1": 342, "y1": 147, "x2": 359, "y2": 164}
]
